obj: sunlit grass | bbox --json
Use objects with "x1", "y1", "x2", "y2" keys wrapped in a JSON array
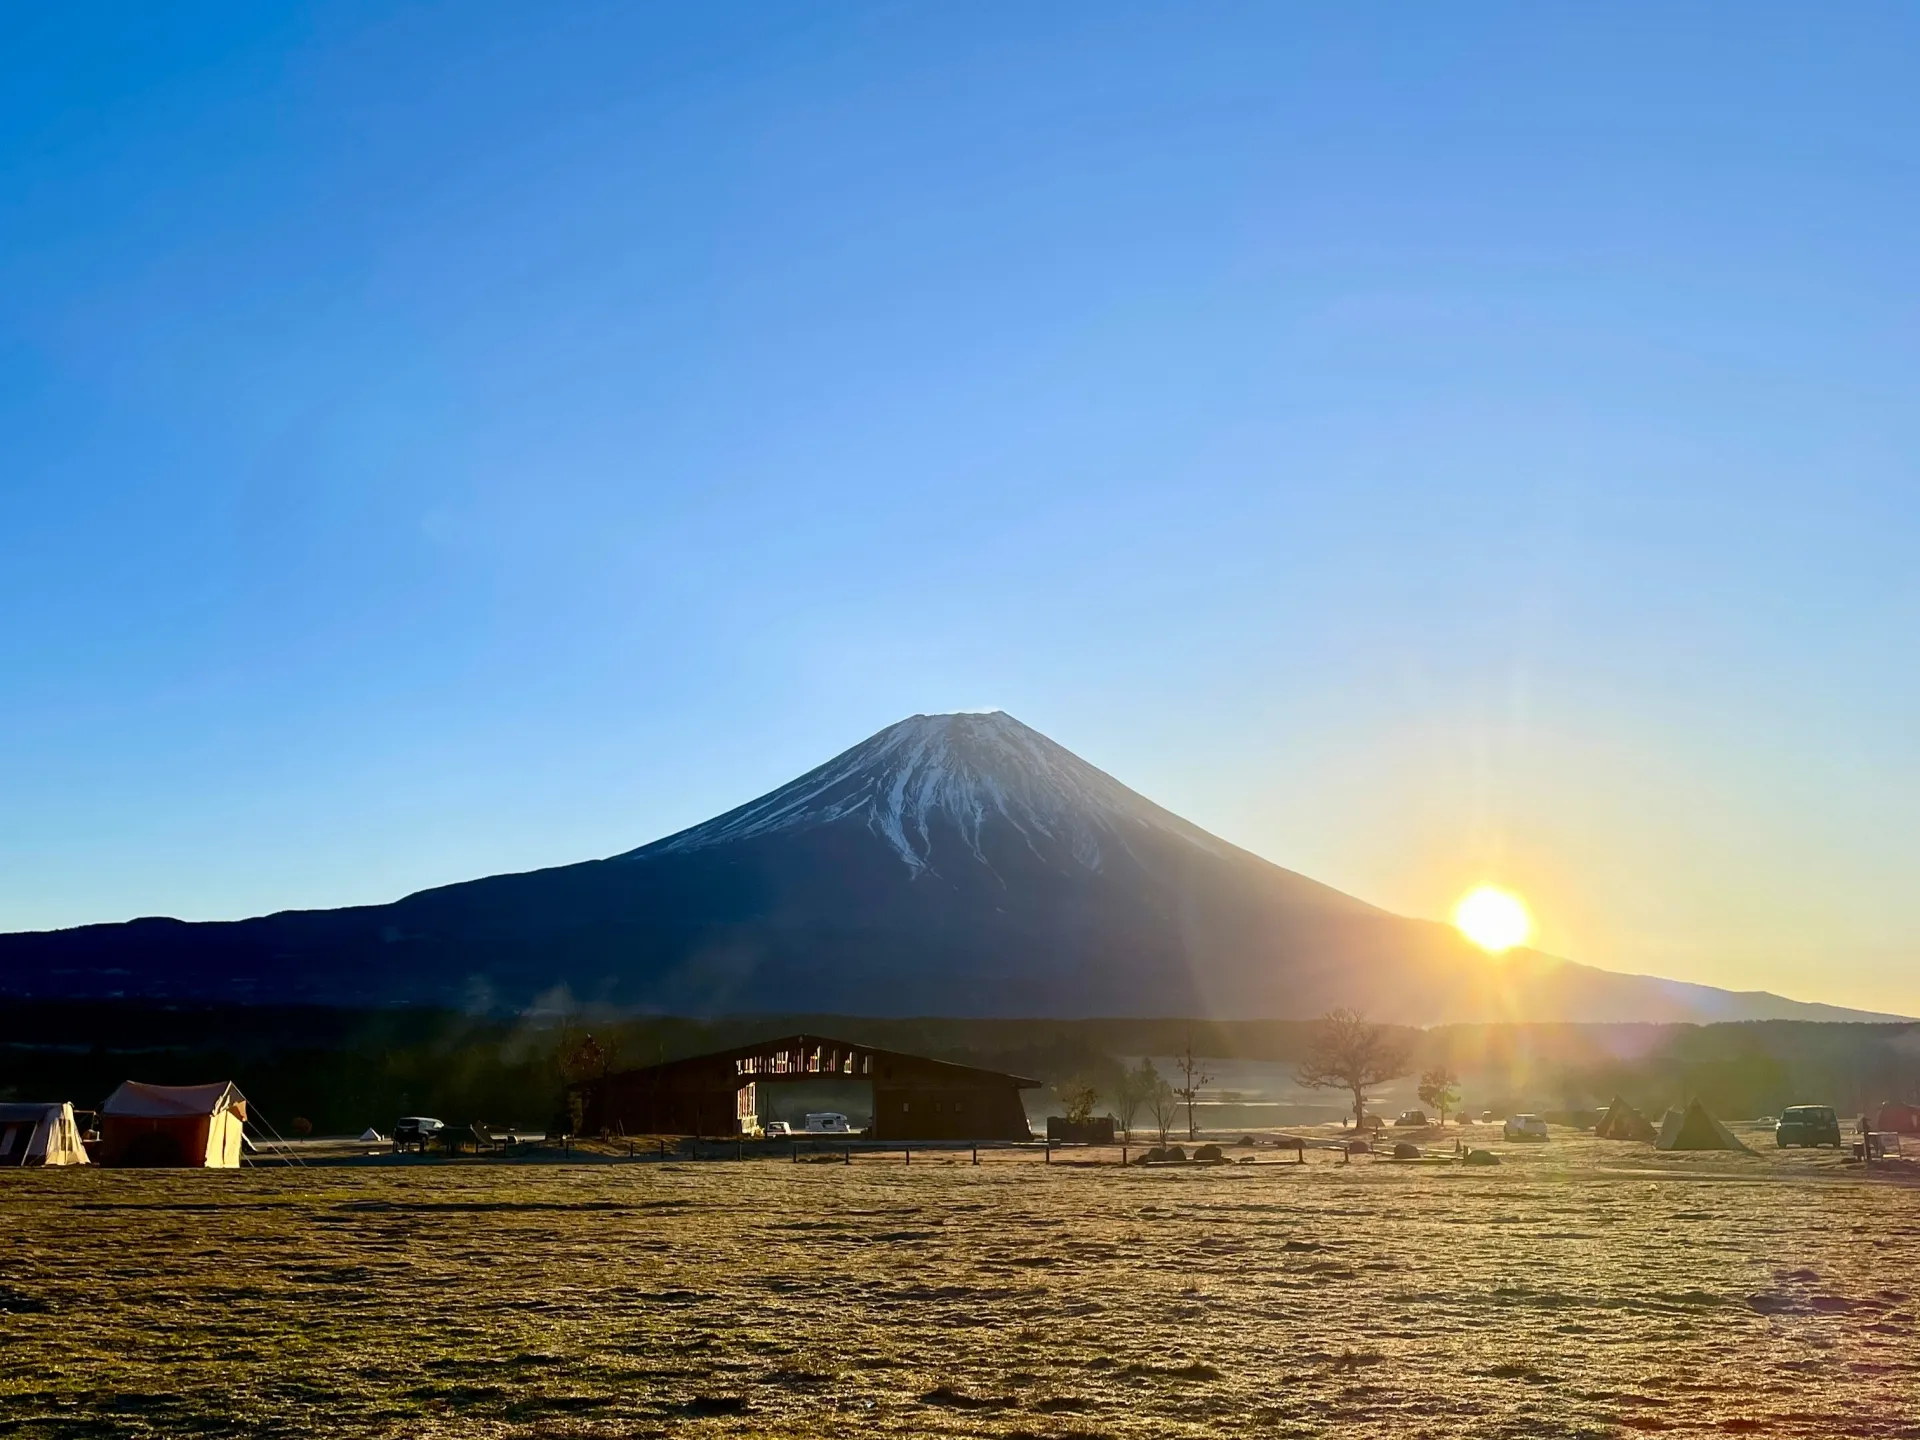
[{"x1": 1, "y1": 1131, "x2": 1913, "y2": 1437}]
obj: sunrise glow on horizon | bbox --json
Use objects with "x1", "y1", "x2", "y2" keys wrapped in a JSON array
[{"x1": 1454, "y1": 886, "x2": 1533, "y2": 954}]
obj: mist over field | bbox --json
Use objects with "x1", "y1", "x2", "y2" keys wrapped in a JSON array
[{"x1": 7, "y1": 1003, "x2": 1918, "y2": 1139}]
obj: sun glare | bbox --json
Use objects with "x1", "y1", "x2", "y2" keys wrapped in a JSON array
[{"x1": 1454, "y1": 885, "x2": 1532, "y2": 953}]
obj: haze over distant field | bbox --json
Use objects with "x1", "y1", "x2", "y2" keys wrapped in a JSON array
[{"x1": 2, "y1": 8, "x2": 1915, "y2": 1011}]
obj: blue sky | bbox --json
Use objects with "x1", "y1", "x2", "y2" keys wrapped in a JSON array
[{"x1": 3, "y1": 5, "x2": 1915, "y2": 1010}]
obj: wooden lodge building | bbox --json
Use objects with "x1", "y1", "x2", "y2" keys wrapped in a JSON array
[{"x1": 581, "y1": 1034, "x2": 1037, "y2": 1142}]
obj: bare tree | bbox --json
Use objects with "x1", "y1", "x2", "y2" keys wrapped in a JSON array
[
  {"x1": 1417, "y1": 1066, "x2": 1461, "y2": 1127},
  {"x1": 1174, "y1": 1036, "x2": 1214, "y2": 1142},
  {"x1": 1114, "y1": 1058, "x2": 1159, "y2": 1141},
  {"x1": 1145, "y1": 1066, "x2": 1179, "y2": 1146},
  {"x1": 1295, "y1": 1009, "x2": 1414, "y2": 1129}
]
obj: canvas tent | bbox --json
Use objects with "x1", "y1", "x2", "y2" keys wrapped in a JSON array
[
  {"x1": 1595, "y1": 1097, "x2": 1658, "y2": 1143},
  {"x1": 100, "y1": 1081, "x2": 247, "y2": 1168},
  {"x1": 1876, "y1": 1102, "x2": 1920, "y2": 1135},
  {"x1": 1655, "y1": 1100, "x2": 1752, "y2": 1154},
  {"x1": 0, "y1": 1103, "x2": 90, "y2": 1166}
]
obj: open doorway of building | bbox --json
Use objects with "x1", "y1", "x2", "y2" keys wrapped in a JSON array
[{"x1": 745, "y1": 1078, "x2": 873, "y2": 1135}]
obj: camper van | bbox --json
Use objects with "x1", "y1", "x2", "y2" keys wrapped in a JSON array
[{"x1": 802, "y1": 1112, "x2": 852, "y2": 1134}]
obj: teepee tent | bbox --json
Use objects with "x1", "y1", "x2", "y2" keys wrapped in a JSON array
[
  {"x1": 100, "y1": 1082, "x2": 248, "y2": 1168},
  {"x1": 1595, "y1": 1097, "x2": 1657, "y2": 1143},
  {"x1": 0, "y1": 1103, "x2": 91, "y2": 1166},
  {"x1": 1655, "y1": 1100, "x2": 1751, "y2": 1154}
]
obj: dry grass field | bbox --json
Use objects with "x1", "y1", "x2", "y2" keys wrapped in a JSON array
[{"x1": 4, "y1": 1128, "x2": 1918, "y2": 1439}]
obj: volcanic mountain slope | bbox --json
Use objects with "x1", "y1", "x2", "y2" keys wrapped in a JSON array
[{"x1": 0, "y1": 712, "x2": 1895, "y2": 1022}]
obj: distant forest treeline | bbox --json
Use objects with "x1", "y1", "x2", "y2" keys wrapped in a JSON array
[{"x1": 3, "y1": 1002, "x2": 1916, "y2": 1134}]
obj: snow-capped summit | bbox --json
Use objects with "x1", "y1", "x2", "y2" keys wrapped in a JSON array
[
  {"x1": 636, "y1": 710, "x2": 1241, "y2": 876},
  {"x1": 4, "y1": 710, "x2": 1895, "y2": 1024}
]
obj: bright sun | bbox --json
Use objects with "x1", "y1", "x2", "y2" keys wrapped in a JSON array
[{"x1": 1454, "y1": 885, "x2": 1533, "y2": 953}]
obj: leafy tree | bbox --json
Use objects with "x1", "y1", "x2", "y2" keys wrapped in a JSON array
[
  {"x1": 1295, "y1": 1008, "x2": 1414, "y2": 1129},
  {"x1": 554, "y1": 1029, "x2": 624, "y2": 1135},
  {"x1": 1057, "y1": 1076, "x2": 1101, "y2": 1125},
  {"x1": 1174, "y1": 1036, "x2": 1214, "y2": 1142},
  {"x1": 559, "y1": 1031, "x2": 625, "y2": 1088},
  {"x1": 1417, "y1": 1066, "x2": 1461, "y2": 1126}
]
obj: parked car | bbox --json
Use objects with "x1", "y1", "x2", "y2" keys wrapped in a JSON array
[
  {"x1": 1775, "y1": 1105, "x2": 1842, "y2": 1149},
  {"x1": 1479, "y1": 1111, "x2": 1497, "y2": 1124},
  {"x1": 763, "y1": 1121, "x2": 793, "y2": 1138},
  {"x1": 803, "y1": 1112, "x2": 852, "y2": 1134},
  {"x1": 1504, "y1": 1114, "x2": 1549, "y2": 1142},
  {"x1": 1394, "y1": 1109, "x2": 1429, "y2": 1127}
]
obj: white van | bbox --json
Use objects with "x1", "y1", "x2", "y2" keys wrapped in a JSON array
[
  {"x1": 803, "y1": 1112, "x2": 852, "y2": 1134},
  {"x1": 1504, "y1": 1114, "x2": 1550, "y2": 1142}
]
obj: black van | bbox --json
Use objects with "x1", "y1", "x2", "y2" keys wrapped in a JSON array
[{"x1": 1774, "y1": 1106, "x2": 1842, "y2": 1148}]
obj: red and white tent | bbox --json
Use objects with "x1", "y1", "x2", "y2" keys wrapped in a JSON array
[
  {"x1": 100, "y1": 1081, "x2": 248, "y2": 1168},
  {"x1": 1877, "y1": 1102, "x2": 1920, "y2": 1135}
]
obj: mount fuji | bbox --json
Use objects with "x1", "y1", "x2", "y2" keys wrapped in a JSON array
[{"x1": 0, "y1": 712, "x2": 1893, "y2": 1022}]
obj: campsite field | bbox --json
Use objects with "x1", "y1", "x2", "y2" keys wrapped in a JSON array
[{"x1": 3, "y1": 1128, "x2": 1918, "y2": 1439}]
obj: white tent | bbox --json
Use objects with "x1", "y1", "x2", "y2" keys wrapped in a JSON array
[
  {"x1": 0, "y1": 1103, "x2": 90, "y2": 1166},
  {"x1": 101, "y1": 1081, "x2": 248, "y2": 1168}
]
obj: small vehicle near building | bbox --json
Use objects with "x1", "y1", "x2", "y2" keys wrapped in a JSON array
[
  {"x1": 393, "y1": 1117, "x2": 444, "y2": 1153},
  {"x1": 763, "y1": 1121, "x2": 793, "y2": 1138},
  {"x1": 1504, "y1": 1114, "x2": 1550, "y2": 1142},
  {"x1": 1775, "y1": 1106, "x2": 1842, "y2": 1149}
]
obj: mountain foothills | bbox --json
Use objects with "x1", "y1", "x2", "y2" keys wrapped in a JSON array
[{"x1": 0, "y1": 713, "x2": 1895, "y2": 1023}]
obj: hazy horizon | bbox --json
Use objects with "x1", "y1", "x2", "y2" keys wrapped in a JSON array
[{"x1": 4, "y1": 7, "x2": 1915, "y2": 1014}]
